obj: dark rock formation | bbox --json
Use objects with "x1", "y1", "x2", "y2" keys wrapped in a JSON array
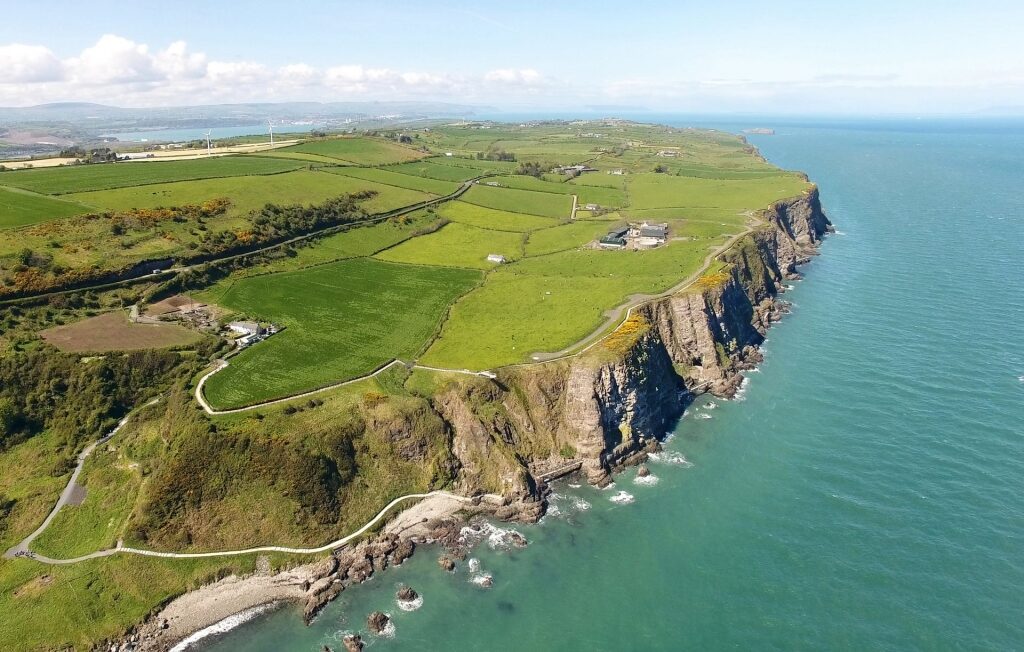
[
  {"x1": 438, "y1": 555, "x2": 456, "y2": 572},
  {"x1": 637, "y1": 464, "x2": 650, "y2": 477},
  {"x1": 342, "y1": 634, "x2": 364, "y2": 652},
  {"x1": 396, "y1": 585, "x2": 418, "y2": 602},
  {"x1": 367, "y1": 611, "x2": 390, "y2": 634}
]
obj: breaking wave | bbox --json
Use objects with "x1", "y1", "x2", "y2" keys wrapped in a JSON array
[
  {"x1": 169, "y1": 602, "x2": 278, "y2": 652},
  {"x1": 609, "y1": 490, "x2": 635, "y2": 504}
]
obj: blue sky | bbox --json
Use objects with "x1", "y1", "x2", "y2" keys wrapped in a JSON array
[{"x1": 1, "y1": 0, "x2": 1022, "y2": 114}]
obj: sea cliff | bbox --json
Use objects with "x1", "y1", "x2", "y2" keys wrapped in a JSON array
[
  {"x1": 435, "y1": 187, "x2": 832, "y2": 493},
  {"x1": 126, "y1": 188, "x2": 831, "y2": 651}
]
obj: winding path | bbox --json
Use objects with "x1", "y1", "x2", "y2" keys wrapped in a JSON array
[
  {"x1": 11, "y1": 490, "x2": 494, "y2": 566},
  {"x1": 3, "y1": 397, "x2": 162, "y2": 561}
]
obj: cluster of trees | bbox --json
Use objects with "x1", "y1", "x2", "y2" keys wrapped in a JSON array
[
  {"x1": 0, "y1": 348, "x2": 194, "y2": 453},
  {"x1": 108, "y1": 198, "x2": 232, "y2": 234},
  {"x1": 191, "y1": 190, "x2": 375, "y2": 260},
  {"x1": 58, "y1": 147, "x2": 119, "y2": 164},
  {"x1": 477, "y1": 147, "x2": 516, "y2": 162},
  {"x1": 0, "y1": 191, "x2": 376, "y2": 299},
  {"x1": 515, "y1": 161, "x2": 552, "y2": 178}
]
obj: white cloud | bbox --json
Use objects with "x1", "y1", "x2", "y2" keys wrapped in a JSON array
[
  {"x1": 0, "y1": 44, "x2": 62, "y2": 83},
  {"x1": 0, "y1": 34, "x2": 551, "y2": 106},
  {"x1": 65, "y1": 34, "x2": 160, "y2": 84},
  {"x1": 484, "y1": 68, "x2": 543, "y2": 85}
]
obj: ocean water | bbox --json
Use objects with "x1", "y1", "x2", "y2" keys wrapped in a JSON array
[{"x1": 195, "y1": 121, "x2": 1024, "y2": 651}]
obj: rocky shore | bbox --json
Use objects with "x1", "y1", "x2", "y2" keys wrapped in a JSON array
[{"x1": 117, "y1": 187, "x2": 830, "y2": 652}]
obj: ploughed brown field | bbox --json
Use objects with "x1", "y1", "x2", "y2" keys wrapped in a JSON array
[{"x1": 40, "y1": 310, "x2": 201, "y2": 353}]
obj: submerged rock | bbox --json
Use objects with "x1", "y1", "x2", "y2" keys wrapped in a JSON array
[
  {"x1": 396, "y1": 585, "x2": 419, "y2": 602},
  {"x1": 367, "y1": 611, "x2": 390, "y2": 634}
]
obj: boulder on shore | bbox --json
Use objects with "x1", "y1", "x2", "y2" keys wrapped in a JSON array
[
  {"x1": 396, "y1": 585, "x2": 419, "y2": 602},
  {"x1": 367, "y1": 611, "x2": 390, "y2": 635}
]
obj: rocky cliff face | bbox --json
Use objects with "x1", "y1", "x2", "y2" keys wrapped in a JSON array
[{"x1": 433, "y1": 188, "x2": 832, "y2": 493}]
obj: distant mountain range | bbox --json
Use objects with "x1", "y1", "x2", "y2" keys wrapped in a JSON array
[{"x1": 0, "y1": 100, "x2": 487, "y2": 126}]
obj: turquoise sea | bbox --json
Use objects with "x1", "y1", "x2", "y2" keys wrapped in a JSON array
[{"x1": 195, "y1": 120, "x2": 1024, "y2": 651}]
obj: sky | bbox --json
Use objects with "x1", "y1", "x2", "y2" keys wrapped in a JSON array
[{"x1": 1, "y1": 0, "x2": 1022, "y2": 115}]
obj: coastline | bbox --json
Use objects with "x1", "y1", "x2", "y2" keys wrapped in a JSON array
[{"x1": 120, "y1": 184, "x2": 832, "y2": 652}]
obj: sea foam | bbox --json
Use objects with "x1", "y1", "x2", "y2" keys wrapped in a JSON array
[{"x1": 168, "y1": 602, "x2": 278, "y2": 652}]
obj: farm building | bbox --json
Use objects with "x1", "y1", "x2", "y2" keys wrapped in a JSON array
[
  {"x1": 228, "y1": 321, "x2": 264, "y2": 336},
  {"x1": 486, "y1": 254, "x2": 507, "y2": 264},
  {"x1": 637, "y1": 222, "x2": 669, "y2": 248},
  {"x1": 608, "y1": 169, "x2": 626, "y2": 175},
  {"x1": 599, "y1": 235, "x2": 627, "y2": 249},
  {"x1": 608, "y1": 226, "x2": 630, "y2": 239},
  {"x1": 585, "y1": 203, "x2": 600, "y2": 211}
]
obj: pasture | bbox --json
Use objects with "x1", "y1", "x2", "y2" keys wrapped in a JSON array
[
  {"x1": 375, "y1": 222, "x2": 525, "y2": 269},
  {"x1": 276, "y1": 137, "x2": 426, "y2": 165},
  {"x1": 66, "y1": 170, "x2": 434, "y2": 218},
  {"x1": 0, "y1": 156, "x2": 303, "y2": 195},
  {"x1": 438, "y1": 201, "x2": 559, "y2": 232},
  {"x1": 462, "y1": 184, "x2": 573, "y2": 219},
  {"x1": 39, "y1": 311, "x2": 201, "y2": 353},
  {"x1": 321, "y1": 166, "x2": 460, "y2": 195},
  {"x1": 0, "y1": 187, "x2": 92, "y2": 229},
  {"x1": 626, "y1": 172, "x2": 809, "y2": 210},
  {"x1": 422, "y1": 239, "x2": 713, "y2": 369},
  {"x1": 200, "y1": 258, "x2": 480, "y2": 408},
  {"x1": 524, "y1": 220, "x2": 609, "y2": 256},
  {"x1": 387, "y1": 158, "x2": 491, "y2": 182}
]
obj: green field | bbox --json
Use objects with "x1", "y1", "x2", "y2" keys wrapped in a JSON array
[
  {"x1": 438, "y1": 200, "x2": 560, "y2": 232},
  {"x1": 387, "y1": 158, "x2": 491, "y2": 181},
  {"x1": 462, "y1": 184, "x2": 573, "y2": 218},
  {"x1": 321, "y1": 165, "x2": 460, "y2": 195},
  {"x1": 497, "y1": 174, "x2": 627, "y2": 208},
  {"x1": 66, "y1": 169, "x2": 434, "y2": 218},
  {"x1": 0, "y1": 156, "x2": 303, "y2": 195},
  {"x1": 627, "y1": 172, "x2": 809, "y2": 210},
  {"x1": 0, "y1": 186, "x2": 92, "y2": 228},
  {"x1": 200, "y1": 258, "x2": 481, "y2": 408},
  {"x1": 375, "y1": 221, "x2": 525, "y2": 269},
  {"x1": 276, "y1": 137, "x2": 426, "y2": 165},
  {"x1": 524, "y1": 220, "x2": 610, "y2": 256},
  {"x1": 422, "y1": 240, "x2": 712, "y2": 369}
]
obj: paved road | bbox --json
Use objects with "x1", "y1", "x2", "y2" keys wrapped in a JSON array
[{"x1": 3, "y1": 397, "x2": 161, "y2": 561}]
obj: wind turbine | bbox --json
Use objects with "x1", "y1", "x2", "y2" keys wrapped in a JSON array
[
  {"x1": 268, "y1": 120, "x2": 275, "y2": 145},
  {"x1": 204, "y1": 130, "x2": 212, "y2": 155}
]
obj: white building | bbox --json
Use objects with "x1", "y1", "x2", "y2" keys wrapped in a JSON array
[
  {"x1": 227, "y1": 321, "x2": 263, "y2": 336},
  {"x1": 486, "y1": 254, "x2": 507, "y2": 264}
]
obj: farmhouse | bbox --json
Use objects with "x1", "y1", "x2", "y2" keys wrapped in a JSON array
[
  {"x1": 228, "y1": 321, "x2": 264, "y2": 336},
  {"x1": 608, "y1": 169, "x2": 626, "y2": 175},
  {"x1": 486, "y1": 254, "x2": 507, "y2": 264},
  {"x1": 656, "y1": 150, "x2": 678, "y2": 157},
  {"x1": 584, "y1": 203, "x2": 600, "y2": 211},
  {"x1": 637, "y1": 222, "x2": 669, "y2": 248}
]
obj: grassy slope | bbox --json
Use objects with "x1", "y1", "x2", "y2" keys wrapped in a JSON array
[
  {"x1": 200, "y1": 258, "x2": 481, "y2": 408},
  {"x1": 0, "y1": 156, "x2": 303, "y2": 195},
  {"x1": 0, "y1": 186, "x2": 92, "y2": 229}
]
